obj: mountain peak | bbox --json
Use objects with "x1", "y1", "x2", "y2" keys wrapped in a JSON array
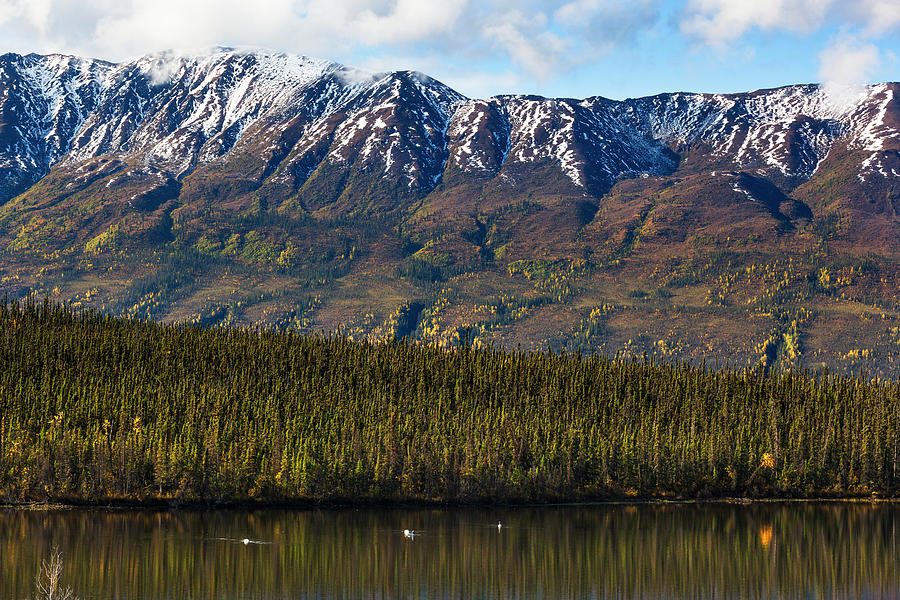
[
  {"x1": 1, "y1": 49, "x2": 898, "y2": 204},
  {"x1": 1, "y1": 51, "x2": 900, "y2": 374}
]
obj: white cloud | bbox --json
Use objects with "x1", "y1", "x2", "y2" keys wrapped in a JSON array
[
  {"x1": 351, "y1": 0, "x2": 468, "y2": 45},
  {"x1": 680, "y1": 0, "x2": 897, "y2": 101},
  {"x1": 0, "y1": 0, "x2": 52, "y2": 31},
  {"x1": 0, "y1": 0, "x2": 662, "y2": 86},
  {"x1": 483, "y1": 0, "x2": 661, "y2": 83},
  {"x1": 819, "y1": 35, "x2": 881, "y2": 86},
  {"x1": 0, "y1": 0, "x2": 471, "y2": 61},
  {"x1": 483, "y1": 10, "x2": 568, "y2": 83},
  {"x1": 680, "y1": 0, "x2": 832, "y2": 46},
  {"x1": 91, "y1": 0, "x2": 300, "y2": 58},
  {"x1": 681, "y1": 0, "x2": 900, "y2": 45},
  {"x1": 818, "y1": 34, "x2": 881, "y2": 111},
  {"x1": 3, "y1": 0, "x2": 893, "y2": 99},
  {"x1": 848, "y1": 0, "x2": 900, "y2": 34},
  {"x1": 554, "y1": 0, "x2": 659, "y2": 45}
]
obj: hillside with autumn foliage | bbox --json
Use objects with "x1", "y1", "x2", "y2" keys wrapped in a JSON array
[{"x1": 1, "y1": 49, "x2": 900, "y2": 374}]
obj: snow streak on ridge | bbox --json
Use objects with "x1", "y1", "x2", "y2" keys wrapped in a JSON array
[{"x1": 1, "y1": 49, "x2": 898, "y2": 205}]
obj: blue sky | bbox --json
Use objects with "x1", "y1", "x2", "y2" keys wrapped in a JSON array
[{"x1": 0, "y1": 0, "x2": 897, "y2": 99}]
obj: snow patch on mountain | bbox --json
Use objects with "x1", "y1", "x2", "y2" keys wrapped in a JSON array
[
  {"x1": 0, "y1": 53, "x2": 112, "y2": 198},
  {"x1": 2, "y1": 49, "x2": 899, "y2": 206}
]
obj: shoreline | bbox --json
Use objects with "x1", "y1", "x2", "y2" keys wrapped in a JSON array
[{"x1": 3, "y1": 495, "x2": 899, "y2": 511}]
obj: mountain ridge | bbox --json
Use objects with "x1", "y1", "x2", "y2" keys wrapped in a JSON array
[
  {"x1": 1, "y1": 48, "x2": 900, "y2": 376},
  {"x1": 3, "y1": 48, "x2": 897, "y2": 206}
]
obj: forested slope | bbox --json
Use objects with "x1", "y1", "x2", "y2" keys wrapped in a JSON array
[
  {"x1": 1, "y1": 299, "x2": 898, "y2": 503},
  {"x1": 3, "y1": 51, "x2": 900, "y2": 376}
]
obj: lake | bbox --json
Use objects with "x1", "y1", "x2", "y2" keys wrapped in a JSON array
[{"x1": 2, "y1": 502, "x2": 898, "y2": 599}]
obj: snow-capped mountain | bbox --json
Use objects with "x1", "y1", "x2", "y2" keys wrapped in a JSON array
[
  {"x1": 5, "y1": 49, "x2": 900, "y2": 375},
  {"x1": 618, "y1": 84, "x2": 899, "y2": 182},
  {"x1": 0, "y1": 53, "x2": 112, "y2": 199},
  {"x1": 1, "y1": 48, "x2": 898, "y2": 209}
]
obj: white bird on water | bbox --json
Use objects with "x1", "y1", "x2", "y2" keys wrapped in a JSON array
[
  {"x1": 212, "y1": 536, "x2": 271, "y2": 545},
  {"x1": 497, "y1": 521, "x2": 502, "y2": 530}
]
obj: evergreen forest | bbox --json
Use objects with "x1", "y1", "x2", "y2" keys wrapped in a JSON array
[{"x1": 1, "y1": 298, "x2": 898, "y2": 504}]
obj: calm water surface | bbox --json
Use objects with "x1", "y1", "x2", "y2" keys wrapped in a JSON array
[{"x1": 2, "y1": 503, "x2": 898, "y2": 599}]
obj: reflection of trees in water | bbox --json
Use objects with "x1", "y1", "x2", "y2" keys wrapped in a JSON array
[
  {"x1": 758, "y1": 523, "x2": 774, "y2": 548},
  {"x1": 1, "y1": 504, "x2": 898, "y2": 599}
]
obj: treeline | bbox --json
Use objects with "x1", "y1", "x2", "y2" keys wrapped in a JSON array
[{"x1": 0, "y1": 298, "x2": 898, "y2": 503}]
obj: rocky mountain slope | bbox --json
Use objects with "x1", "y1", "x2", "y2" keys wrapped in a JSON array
[{"x1": 1, "y1": 48, "x2": 899, "y2": 374}]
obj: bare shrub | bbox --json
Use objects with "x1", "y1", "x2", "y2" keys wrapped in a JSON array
[{"x1": 34, "y1": 547, "x2": 78, "y2": 600}]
